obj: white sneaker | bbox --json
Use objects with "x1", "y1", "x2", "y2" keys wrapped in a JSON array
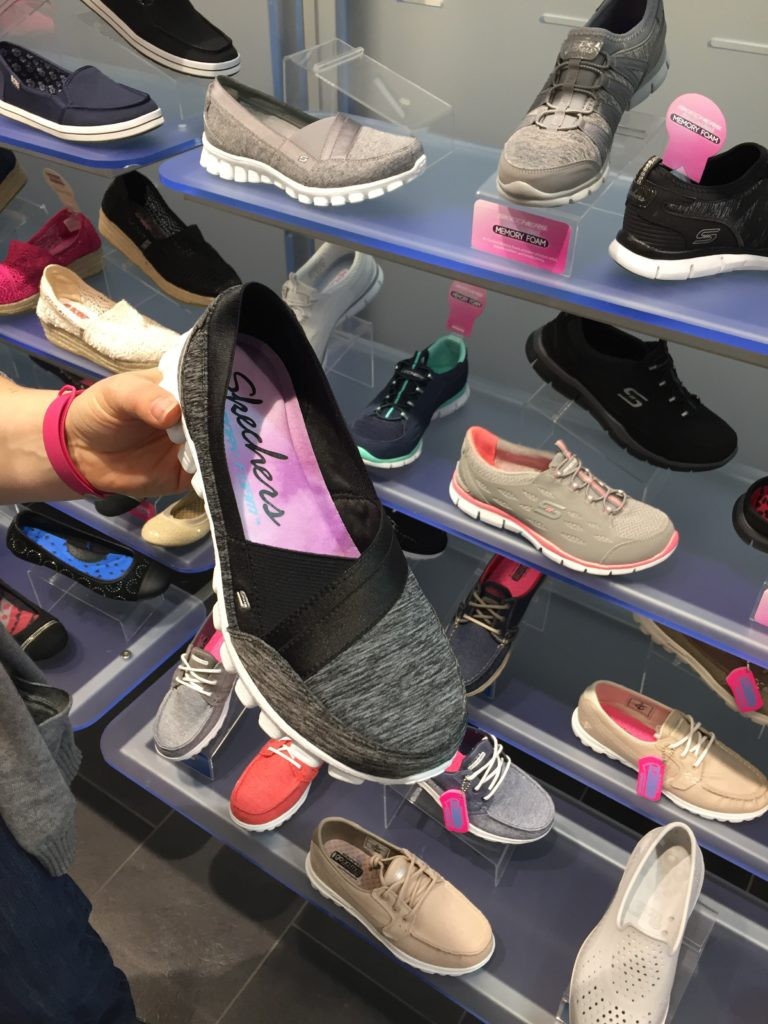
[
  {"x1": 568, "y1": 822, "x2": 704, "y2": 1024},
  {"x1": 281, "y1": 243, "x2": 383, "y2": 361}
]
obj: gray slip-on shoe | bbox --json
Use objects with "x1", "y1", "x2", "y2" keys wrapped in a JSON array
[
  {"x1": 419, "y1": 728, "x2": 555, "y2": 844},
  {"x1": 497, "y1": 0, "x2": 668, "y2": 206},
  {"x1": 153, "y1": 613, "x2": 237, "y2": 761},
  {"x1": 201, "y1": 78, "x2": 426, "y2": 206},
  {"x1": 568, "y1": 822, "x2": 703, "y2": 1024}
]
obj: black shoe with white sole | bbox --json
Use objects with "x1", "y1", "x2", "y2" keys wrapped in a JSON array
[
  {"x1": 610, "y1": 144, "x2": 768, "y2": 280},
  {"x1": 386, "y1": 509, "x2": 448, "y2": 560},
  {"x1": 81, "y1": 0, "x2": 239, "y2": 77},
  {"x1": 158, "y1": 283, "x2": 465, "y2": 784},
  {"x1": 526, "y1": 313, "x2": 737, "y2": 471}
]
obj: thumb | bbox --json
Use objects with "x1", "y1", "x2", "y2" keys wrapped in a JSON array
[{"x1": 102, "y1": 373, "x2": 181, "y2": 430}]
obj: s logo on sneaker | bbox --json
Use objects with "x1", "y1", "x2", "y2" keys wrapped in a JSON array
[
  {"x1": 535, "y1": 500, "x2": 565, "y2": 520},
  {"x1": 617, "y1": 387, "x2": 648, "y2": 408},
  {"x1": 693, "y1": 226, "x2": 721, "y2": 245}
]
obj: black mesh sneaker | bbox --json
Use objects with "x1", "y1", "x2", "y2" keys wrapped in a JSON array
[
  {"x1": 526, "y1": 313, "x2": 737, "y2": 470},
  {"x1": 81, "y1": 0, "x2": 239, "y2": 78},
  {"x1": 158, "y1": 283, "x2": 466, "y2": 785},
  {"x1": 610, "y1": 143, "x2": 768, "y2": 280}
]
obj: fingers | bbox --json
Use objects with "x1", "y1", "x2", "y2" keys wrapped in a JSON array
[{"x1": 99, "y1": 371, "x2": 181, "y2": 430}]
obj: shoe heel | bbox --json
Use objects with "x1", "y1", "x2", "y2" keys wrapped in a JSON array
[
  {"x1": 629, "y1": 48, "x2": 669, "y2": 109},
  {"x1": 524, "y1": 328, "x2": 582, "y2": 403},
  {"x1": 433, "y1": 385, "x2": 470, "y2": 420}
]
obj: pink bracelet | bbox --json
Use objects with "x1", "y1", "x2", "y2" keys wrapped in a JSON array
[{"x1": 42, "y1": 386, "x2": 106, "y2": 498}]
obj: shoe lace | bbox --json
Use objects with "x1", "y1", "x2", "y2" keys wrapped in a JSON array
[
  {"x1": 282, "y1": 274, "x2": 317, "y2": 323},
  {"x1": 176, "y1": 651, "x2": 222, "y2": 697},
  {"x1": 376, "y1": 356, "x2": 431, "y2": 420},
  {"x1": 646, "y1": 343, "x2": 701, "y2": 419},
  {"x1": 267, "y1": 739, "x2": 306, "y2": 769},
  {"x1": 553, "y1": 444, "x2": 627, "y2": 514},
  {"x1": 458, "y1": 585, "x2": 511, "y2": 639},
  {"x1": 464, "y1": 735, "x2": 512, "y2": 801},
  {"x1": 370, "y1": 851, "x2": 437, "y2": 914},
  {"x1": 666, "y1": 715, "x2": 716, "y2": 769}
]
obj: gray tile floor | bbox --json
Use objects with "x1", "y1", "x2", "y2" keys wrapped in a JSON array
[{"x1": 72, "y1": 733, "x2": 479, "y2": 1024}]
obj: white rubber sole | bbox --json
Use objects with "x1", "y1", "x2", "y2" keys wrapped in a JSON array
[
  {"x1": 230, "y1": 785, "x2": 312, "y2": 833},
  {"x1": 305, "y1": 853, "x2": 495, "y2": 975},
  {"x1": 417, "y1": 780, "x2": 550, "y2": 845},
  {"x1": 360, "y1": 386, "x2": 470, "y2": 471},
  {"x1": 633, "y1": 615, "x2": 768, "y2": 728},
  {"x1": 571, "y1": 708, "x2": 768, "y2": 823},
  {"x1": 200, "y1": 134, "x2": 427, "y2": 207},
  {"x1": 153, "y1": 690, "x2": 235, "y2": 763},
  {"x1": 80, "y1": 0, "x2": 240, "y2": 76},
  {"x1": 158, "y1": 337, "x2": 453, "y2": 787},
  {"x1": 609, "y1": 239, "x2": 768, "y2": 281},
  {"x1": 449, "y1": 477, "x2": 677, "y2": 577},
  {"x1": 0, "y1": 97, "x2": 163, "y2": 142}
]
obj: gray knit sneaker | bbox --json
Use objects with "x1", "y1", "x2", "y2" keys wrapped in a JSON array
[
  {"x1": 450, "y1": 428, "x2": 678, "y2": 575},
  {"x1": 201, "y1": 78, "x2": 426, "y2": 207},
  {"x1": 497, "y1": 0, "x2": 667, "y2": 206},
  {"x1": 153, "y1": 613, "x2": 237, "y2": 761}
]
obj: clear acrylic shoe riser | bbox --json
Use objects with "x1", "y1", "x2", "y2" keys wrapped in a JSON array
[
  {"x1": 181, "y1": 700, "x2": 251, "y2": 781},
  {"x1": 474, "y1": 110, "x2": 665, "y2": 277},
  {"x1": 383, "y1": 783, "x2": 516, "y2": 886},
  {"x1": 555, "y1": 900, "x2": 717, "y2": 1023},
  {"x1": 283, "y1": 38, "x2": 454, "y2": 169},
  {"x1": 323, "y1": 315, "x2": 375, "y2": 388}
]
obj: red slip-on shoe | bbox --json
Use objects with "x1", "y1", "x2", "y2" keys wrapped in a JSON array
[
  {"x1": 230, "y1": 736, "x2": 321, "y2": 832},
  {"x1": 0, "y1": 208, "x2": 102, "y2": 315}
]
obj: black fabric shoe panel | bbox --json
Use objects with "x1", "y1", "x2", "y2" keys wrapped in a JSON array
[
  {"x1": 89, "y1": 0, "x2": 237, "y2": 62},
  {"x1": 0, "y1": 577, "x2": 68, "y2": 661},
  {"x1": 385, "y1": 508, "x2": 447, "y2": 558}
]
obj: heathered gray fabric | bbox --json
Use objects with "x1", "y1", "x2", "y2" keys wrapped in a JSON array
[
  {"x1": 0, "y1": 626, "x2": 80, "y2": 876},
  {"x1": 153, "y1": 648, "x2": 235, "y2": 758},
  {"x1": 204, "y1": 79, "x2": 423, "y2": 188},
  {"x1": 498, "y1": 0, "x2": 666, "y2": 192}
]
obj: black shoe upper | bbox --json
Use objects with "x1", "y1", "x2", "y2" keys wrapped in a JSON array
[
  {"x1": 617, "y1": 143, "x2": 768, "y2": 259},
  {"x1": 385, "y1": 509, "x2": 447, "y2": 558},
  {"x1": 530, "y1": 313, "x2": 737, "y2": 469},
  {"x1": 95, "y1": 0, "x2": 237, "y2": 64},
  {"x1": 101, "y1": 171, "x2": 240, "y2": 299}
]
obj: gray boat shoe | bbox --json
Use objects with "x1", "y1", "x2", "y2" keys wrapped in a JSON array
[
  {"x1": 498, "y1": 0, "x2": 668, "y2": 206},
  {"x1": 201, "y1": 77, "x2": 426, "y2": 206}
]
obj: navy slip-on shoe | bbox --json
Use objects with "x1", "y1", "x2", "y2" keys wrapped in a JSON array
[
  {"x1": 353, "y1": 334, "x2": 469, "y2": 470},
  {"x1": 0, "y1": 147, "x2": 25, "y2": 211},
  {"x1": 0, "y1": 42, "x2": 163, "y2": 142}
]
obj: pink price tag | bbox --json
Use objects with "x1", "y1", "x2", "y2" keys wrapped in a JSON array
[
  {"x1": 662, "y1": 93, "x2": 726, "y2": 182},
  {"x1": 725, "y1": 667, "x2": 764, "y2": 714},
  {"x1": 446, "y1": 281, "x2": 486, "y2": 338},
  {"x1": 636, "y1": 756, "x2": 665, "y2": 802},
  {"x1": 471, "y1": 199, "x2": 571, "y2": 274},
  {"x1": 440, "y1": 789, "x2": 470, "y2": 833}
]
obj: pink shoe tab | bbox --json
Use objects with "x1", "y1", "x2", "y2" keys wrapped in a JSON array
[
  {"x1": 440, "y1": 789, "x2": 470, "y2": 833},
  {"x1": 636, "y1": 756, "x2": 665, "y2": 802},
  {"x1": 204, "y1": 631, "x2": 225, "y2": 661},
  {"x1": 725, "y1": 667, "x2": 764, "y2": 714},
  {"x1": 445, "y1": 281, "x2": 487, "y2": 338},
  {"x1": 445, "y1": 750, "x2": 465, "y2": 773}
]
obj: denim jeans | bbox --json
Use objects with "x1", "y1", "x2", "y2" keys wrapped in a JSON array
[{"x1": 0, "y1": 817, "x2": 137, "y2": 1024}]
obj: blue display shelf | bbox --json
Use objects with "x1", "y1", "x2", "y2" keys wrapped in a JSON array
[
  {"x1": 0, "y1": 507, "x2": 205, "y2": 728},
  {"x1": 101, "y1": 671, "x2": 768, "y2": 1024},
  {"x1": 160, "y1": 139, "x2": 768, "y2": 359}
]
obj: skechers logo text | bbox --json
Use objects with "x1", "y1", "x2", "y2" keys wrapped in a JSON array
[
  {"x1": 493, "y1": 225, "x2": 548, "y2": 248},
  {"x1": 693, "y1": 227, "x2": 720, "y2": 245},
  {"x1": 227, "y1": 371, "x2": 287, "y2": 527},
  {"x1": 535, "y1": 500, "x2": 565, "y2": 520},
  {"x1": 617, "y1": 387, "x2": 648, "y2": 408}
]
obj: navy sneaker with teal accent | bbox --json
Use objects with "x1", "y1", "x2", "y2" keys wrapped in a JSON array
[{"x1": 352, "y1": 335, "x2": 469, "y2": 470}]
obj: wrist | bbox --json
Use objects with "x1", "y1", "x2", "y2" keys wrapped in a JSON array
[{"x1": 44, "y1": 387, "x2": 106, "y2": 498}]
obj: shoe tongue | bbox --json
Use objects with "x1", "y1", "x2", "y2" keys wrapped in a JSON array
[
  {"x1": 643, "y1": 339, "x2": 670, "y2": 364},
  {"x1": 657, "y1": 709, "x2": 690, "y2": 742},
  {"x1": 559, "y1": 28, "x2": 609, "y2": 61},
  {"x1": 382, "y1": 855, "x2": 411, "y2": 885},
  {"x1": 458, "y1": 737, "x2": 494, "y2": 775},
  {"x1": 549, "y1": 440, "x2": 622, "y2": 509},
  {"x1": 479, "y1": 580, "x2": 510, "y2": 602},
  {"x1": 549, "y1": 439, "x2": 579, "y2": 474},
  {"x1": 187, "y1": 648, "x2": 218, "y2": 671}
]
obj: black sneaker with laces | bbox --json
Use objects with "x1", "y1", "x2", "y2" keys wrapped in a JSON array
[
  {"x1": 609, "y1": 143, "x2": 768, "y2": 280},
  {"x1": 526, "y1": 313, "x2": 737, "y2": 471}
]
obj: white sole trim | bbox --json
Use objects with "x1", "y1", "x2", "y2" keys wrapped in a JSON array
[
  {"x1": 80, "y1": 0, "x2": 240, "y2": 76},
  {"x1": 497, "y1": 165, "x2": 609, "y2": 208},
  {"x1": 230, "y1": 785, "x2": 311, "y2": 832},
  {"x1": 609, "y1": 239, "x2": 768, "y2": 281},
  {"x1": 571, "y1": 708, "x2": 768, "y2": 823},
  {"x1": 158, "y1": 338, "x2": 452, "y2": 787},
  {"x1": 448, "y1": 479, "x2": 675, "y2": 577},
  {"x1": 305, "y1": 853, "x2": 495, "y2": 975},
  {"x1": 153, "y1": 690, "x2": 234, "y2": 762},
  {"x1": 0, "y1": 98, "x2": 163, "y2": 142},
  {"x1": 417, "y1": 781, "x2": 550, "y2": 845},
  {"x1": 201, "y1": 134, "x2": 427, "y2": 206}
]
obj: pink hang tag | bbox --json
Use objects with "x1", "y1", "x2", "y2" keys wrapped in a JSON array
[
  {"x1": 440, "y1": 789, "x2": 470, "y2": 832},
  {"x1": 725, "y1": 667, "x2": 764, "y2": 714},
  {"x1": 471, "y1": 199, "x2": 571, "y2": 274},
  {"x1": 446, "y1": 281, "x2": 487, "y2": 338},
  {"x1": 662, "y1": 94, "x2": 726, "y2": 182},
  {"x1": 636, "y1": 756, "x2": 665, "y2": 802}
]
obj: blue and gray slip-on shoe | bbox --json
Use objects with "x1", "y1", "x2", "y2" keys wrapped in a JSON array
[
  {"x1": 448, "y1": 555, "x2": 544, "y2": 697},
  {"x1": 0, "y1": 42, "x2": 163, "y2": 142},
  {"x1": 419, "y1": 728, "x2": 555, "y2": 844},
  {"x1": 158, "y1": 282, "x2": 466, "y2": 785},
  {"x1": 353, "y1": 335, "x2": 469, "y2": 470},
  {"x1": 0, "y1": 148, "x2": 25, "y2": 212}
]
